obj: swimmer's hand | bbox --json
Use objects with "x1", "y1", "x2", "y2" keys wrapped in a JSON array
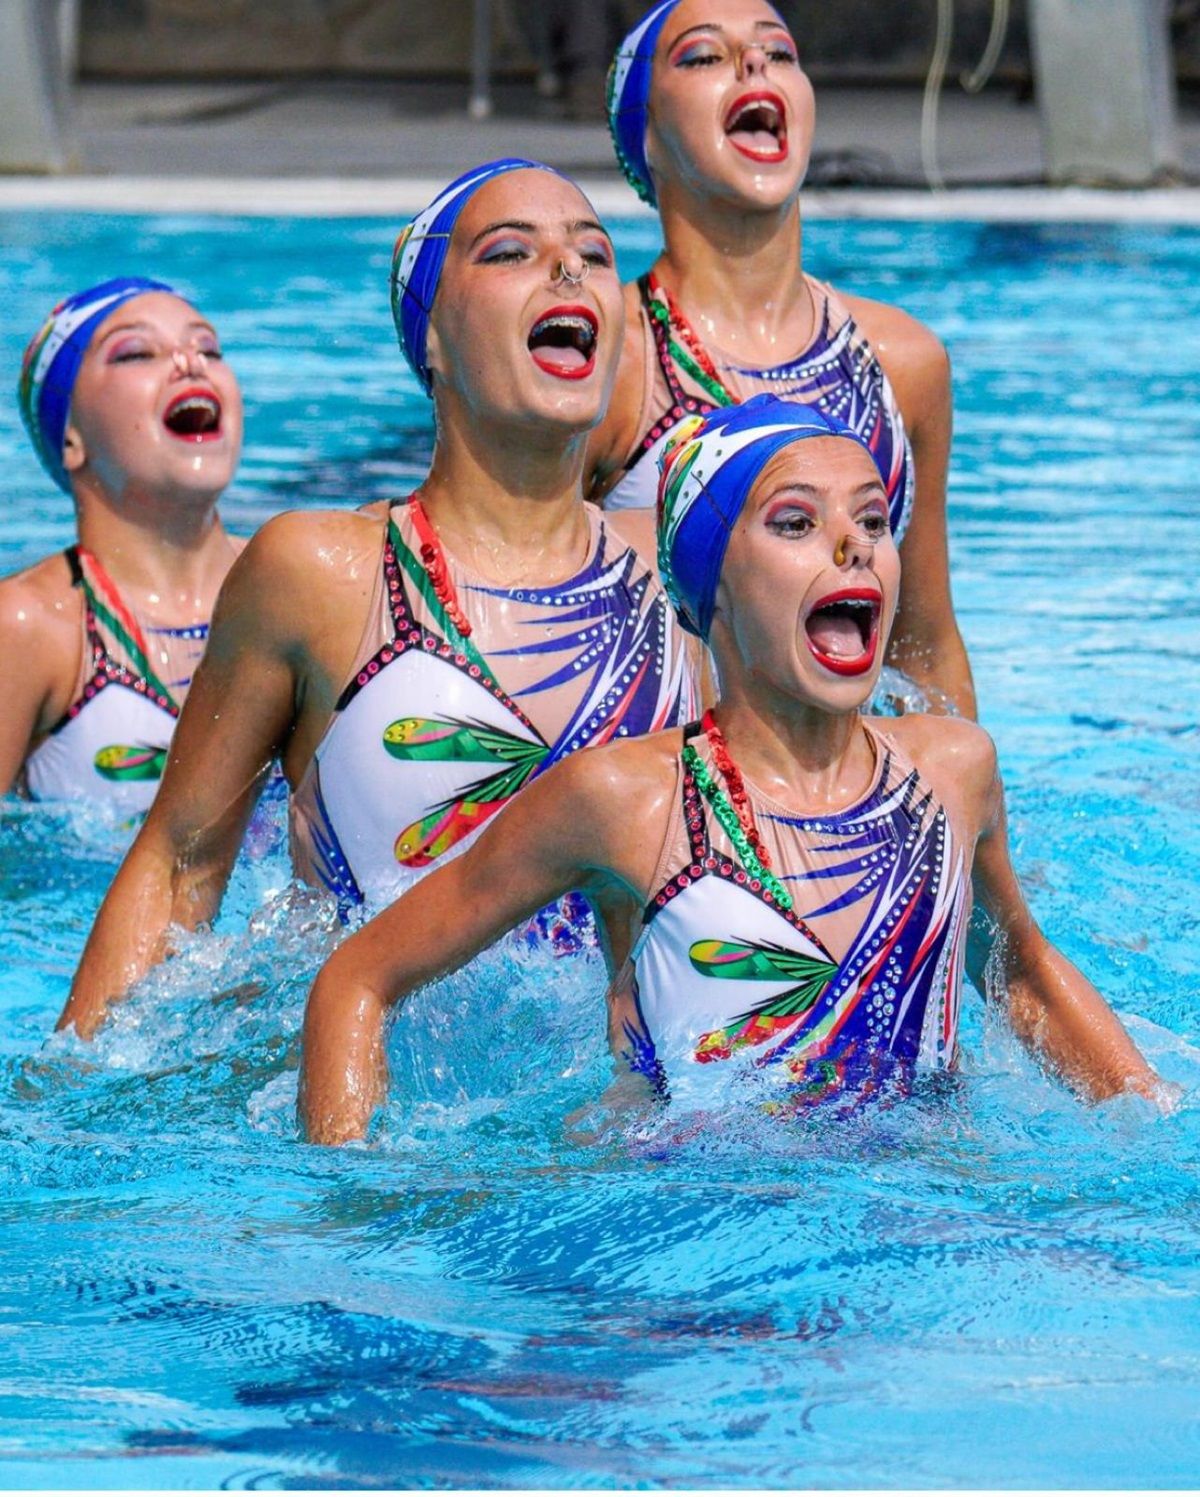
[{"x1": 1138, "y1": 1076, "x2": 1184, "y2": 1117}]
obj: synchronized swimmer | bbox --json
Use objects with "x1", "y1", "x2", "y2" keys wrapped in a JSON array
[
  {"x1": 3, "y1": 278, "x2": 244, "y2": 809},
  {"x1": 63, "y1": 160, "x2": 699, "y2": 1038},
  {"x1": 299, "y1": 396, "x2": 1159, "y2": 1143},
  {"x1": 1, "y1": 0, "x2": 1168, "y2": 1138},
  {"x1": 590, "y1": 0, "x2": 974, "y2": 716}
]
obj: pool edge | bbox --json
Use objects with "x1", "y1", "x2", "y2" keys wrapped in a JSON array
[{"x1": 5, "y1": 176, "x2": 1200, "y2": 221}]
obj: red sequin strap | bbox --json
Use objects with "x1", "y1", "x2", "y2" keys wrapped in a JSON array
[
  {"x1": 407, "y1": 498, "x2": 473, "y2": 639},
  {"x1": 701, "y1": 708, "x2": 773, "y2": 872},
  {"x1": 647, "y1": 271, "x2": 734, "y2": 407}
]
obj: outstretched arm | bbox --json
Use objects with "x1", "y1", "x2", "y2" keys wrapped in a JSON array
[
  {"x1": 300, "y1": 751, "x2": 641, "y2": 1145},
  {"x1": 970, "y1": 741, "x2": 1159, "y2": 1102},
  {"x1": 60, "y1": 521, "x2": 304, "y2": 1039}
]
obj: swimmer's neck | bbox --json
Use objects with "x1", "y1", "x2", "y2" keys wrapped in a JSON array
[
  {"x1": 72, "y1": 481, "x2": 235, "y2": 603},
  {"x1": 710, "y1": 679, "x2": 873, "y2": 814},
  {"x1": 418, "y1": 414, "x2": 590, "y2": 558},
  {"x1": 654, "y1": 187, "x2": 807, "y2": 350}
]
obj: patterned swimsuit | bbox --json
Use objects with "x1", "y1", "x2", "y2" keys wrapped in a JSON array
[
  {"x1": 290, "y1": 499, "x2": 699, "y2": 912},
  {"x1": 21, "y1": 546, "x2": 207, "y2": 811},
  {"x1": 604, "y1": 272, "x2": 914, "y2": 543},
  {"x1": 626, "y1": 720, "x2": 970, "y2": 1103}
]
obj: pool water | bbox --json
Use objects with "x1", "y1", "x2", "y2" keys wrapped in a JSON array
[{"x1": 0, "y1": 215, "x2": 1198, "y2": 1489}]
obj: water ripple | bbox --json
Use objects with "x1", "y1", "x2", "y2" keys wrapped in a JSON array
[{"x1": 1, "y1": 215, "x2": 1199, "y2": 1488}]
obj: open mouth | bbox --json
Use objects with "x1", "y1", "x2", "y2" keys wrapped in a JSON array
[
  {"x1": 804, "y1": 589, "x2": 881, "y2": 677},
  {"x1": 162, "y1": 387, "x2": 222, "y2": 441},
  {"x1": 527, "y1": 304, "x2": 598, "y2": 381},
  {"x1": 724, "y1": 91, "x2": 788, "y2": 163}
]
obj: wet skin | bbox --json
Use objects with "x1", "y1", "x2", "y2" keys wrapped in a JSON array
[
  {"x1": 298, "y1": 437, "x2": 1159, "y2": 1144},
  {"x1": 587, "y1": 0, "x2": 977, "y2": 718},
  {"x1": 0, "y1": 293, "x2": 244, "y2": 794},
  {"x1": 62, "y1": 171, "x2": 687, "y2": 1040}
]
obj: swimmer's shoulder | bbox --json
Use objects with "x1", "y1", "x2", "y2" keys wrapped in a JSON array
[
  {"x1": 870, "y1": 712, "x2": 998, "y2": 840},
  {"x1": 228, "y1": 506, "x2": 384, "y2": 586},
  {"x1": 0, "y1": 552, "x2": 81, "y2": 652},
  {"x1": 0, "y1": 554, "x2": 82, "y2": 726},
  {"x1": 213, "y1": 506, "x2": 386, "y2": 644},
  {"x1": 525, "y1": 728, "x2": 684, "y2": 869},
  {"x1": 834, "y1": 289, "x2": 950, "y2": 406}
]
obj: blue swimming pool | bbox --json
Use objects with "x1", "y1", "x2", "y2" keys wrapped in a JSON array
[{"x1": 0, "y1": 214, "x2": 1197, "y2": 1489}]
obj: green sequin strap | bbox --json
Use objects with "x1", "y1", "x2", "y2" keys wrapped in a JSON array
[
  {"x1": 387, "y1": 513, "x2": 490, "y2": 678},
  {"x1": 681, "y1": 742, "x2": 794, "y2": 911},
  {"x1": 644, "y1": 294, "x2": 734, "y2": 409},
  {"x1": 76, "y1": 557, "x2": 179, "y2": 710}
]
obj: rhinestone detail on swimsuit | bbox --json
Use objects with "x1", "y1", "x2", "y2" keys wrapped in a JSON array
[
  {"x1": 680, "y1": 709, "x2": 794, "y2": 912},
  {"x1": 408, "y1": 499, "x2": 473, "y2": 639},
  {"x1": 646, "y1": 273, "x2": 734, "y2": 408}
]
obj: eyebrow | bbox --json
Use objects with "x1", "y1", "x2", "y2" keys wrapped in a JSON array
[
  {"x1": 98, "y1": 319, "x2": 216, "y2": 343},
  {"x1": 766, "y1": 480, "x2": 887, "y2": 500},
  {"x1": 98, "y1": 321, "x2": 151, "y2": 341},
  {"x1": 667, "y1": 19, "x2": 794, "y2": 48},
  {"x1": 468, "y1": 218, "x2": 612, "y2": 249}
]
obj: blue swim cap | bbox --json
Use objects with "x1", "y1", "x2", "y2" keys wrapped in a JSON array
[
  {"x1": 657, "y1": 395, "x2": 885, "y2": 639},
  {"x1": 608, "y1": 1, "x2": 790, "y2": 206},
  {"x1": 391, "y1": 158, "x2": 569, "y2": 396},
  {"x1": 607, "y1": 0, "x2": 682, "y2": 207},
  {"x1": 18, "y1": 275, "x2": 176, "y2": 494}
]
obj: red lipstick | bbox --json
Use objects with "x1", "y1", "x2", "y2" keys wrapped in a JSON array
[
  {"x1": 723, "y1": 90, "x2": 789, "y2": 164},
  {"x1": 162, "y1": 386, "x2": 223, "y2": 442},
  {"x1": 526, "y1": 303, "x2": 599, "y2": 382},
  {"x1": 804, "y1": 587, "x2": 882, "y2": 677}
]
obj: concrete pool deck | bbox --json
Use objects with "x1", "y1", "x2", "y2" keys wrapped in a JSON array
[{"x1": 5, "y1": 77, "x2": 1200, "y2": 219}]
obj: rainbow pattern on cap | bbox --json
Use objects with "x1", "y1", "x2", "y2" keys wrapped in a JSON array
[
  {"x1": 656, "y1": 394, "x2": 884, "y2": 639},
  {"x1": 606, "y1": 0, "x2": 681, "y2": 206}
]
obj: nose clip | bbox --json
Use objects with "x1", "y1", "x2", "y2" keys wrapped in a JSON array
[
  {"x1": 737, "y1": 40, "x2": 768, "y2": 75},
  {"x1": 834, "y1": 531, "x2": 879, "y2": 566}
]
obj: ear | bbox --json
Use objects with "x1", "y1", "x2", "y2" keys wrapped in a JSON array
[
  {"x1": 62, "y1": 421, "x2": 86, "y2": 475},
  {"x1": 642, "y1": 104, "x2": 665, "y2": 186},
  {"x1": 423, "y1": 320, "x2": 445, "y2": 386}
]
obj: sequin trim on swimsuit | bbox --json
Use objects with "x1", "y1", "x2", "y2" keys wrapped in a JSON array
[
  {"x1": 21, "y1": 546, "x2": 212, "y2": 806},
  {"x1": 631, "y1": 722, "x2": 970, "y2": 1097},
  {"x1": 623, "y1": 273, "x2": 914, "y2": 541},
  {"x1": 290, "y1": 499, "x2": 698, "y2": 910}
]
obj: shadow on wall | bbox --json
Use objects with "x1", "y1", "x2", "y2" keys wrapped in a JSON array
[
  {"x1": 72, "y1": 1, "x2": 1200, "y2": 90},
  {"x1": 79, "y1": 0, "x2": 1034, "y2": 84}
]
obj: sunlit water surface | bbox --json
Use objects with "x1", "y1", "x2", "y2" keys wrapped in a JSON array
[{"x1": 0, "y1": 215, "x2": 1197, "y2": 1489}]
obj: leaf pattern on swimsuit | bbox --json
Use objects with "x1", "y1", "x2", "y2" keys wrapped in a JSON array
[
  {"x1": 689, "y1": 937, "x2": 839, "y2": 1062},
  {"x1": 382, "y1": 714, "x2": 549, "y2": 867},
  {"x1": 92, "y1": 743, "x2": 169, "y2": 783}
]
